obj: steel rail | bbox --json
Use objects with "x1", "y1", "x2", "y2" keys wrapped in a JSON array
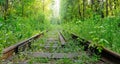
[
  {"x1": 2, "y1": 32, "x2": 44, "y2": 59},
  {"x1": 58, "y1": 32, "x2": 66, "y2": 47},
  {"x1": 71, "y1": 33, "x2": 120, "y2": 64}
]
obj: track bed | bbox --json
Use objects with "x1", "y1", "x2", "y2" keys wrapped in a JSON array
[{"x1": 2, "y1": 28, "x2": 119, "y2": 64}]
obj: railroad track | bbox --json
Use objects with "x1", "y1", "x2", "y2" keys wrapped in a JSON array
[
  {"x1": 71, "y1": 33, "x2": 120, "y2": 64},
  {"x1": 2, "y1": 31, "x2": 45, "y2": 60},
  {"x1": 2, "y1": 30, "x2": 79, "y2": 64},
  {"x1": 1, "y1": 30, "x2": 120, "y2": 64}
]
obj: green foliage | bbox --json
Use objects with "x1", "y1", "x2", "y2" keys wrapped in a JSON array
[
  {"x1": 0, "y1": 0, "x2": 52, "y2": 55},
  {"x1": 60, "y1": 0, "x2": 120, "y2": 22},
  {"x1": 29, "y1": 58, "x2": 49, "y2": 63},
  {"x1": 0, "y1": 16, "x2": 44, "y2": 52},
  {"x1": 60, "y1": 0, "x2": 120, "y2": 53},
  {"x1": 62, "y1": 16, "x2": 120, "y2": 53},
  {"x1": 56, "y1": 59, "x2": 74, "y2": 64}
]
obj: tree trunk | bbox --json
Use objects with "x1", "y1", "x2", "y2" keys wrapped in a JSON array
[
  {"x1": 78, "y1": 0, "x2": 81, "y2": 18},
  {"x1": 22, "y1": 1, "x2": 24, "y2": 16},
  {"x1": 4, "y1": 0, "x2": 8, "y2": 20},
  {"x1": 83, "y1": 0, "x2": 85, "y2": 20},
  {"x1": 114, "y1": 0, "x2": 116, "y2": 9},
  {"x1": 109, "y1": 0, "x2": 113, "y2": 15},
  {"x1": 106, "y1": 0, "x2": 108, "y2": 17},
  {"x1": 101, "y1": 0, "x2": 104, "y2": 18},
  {"x1": 43, "y1": 0, "x2": 44, "y2": 12},
  {"x1": 91, "y1": 0, "x2": 94, "y2": 11}
]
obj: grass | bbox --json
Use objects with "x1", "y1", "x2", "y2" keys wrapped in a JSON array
[
  {"x1": 62, "y1": 16, "x2": 120, "y2": 54},
  {"x1": 28, "y1": 58, "x2": 50, "y2": 63},
  {"x1": 0, "y1": 14, "x2": 50, "y2": 58},
  {"x1": 5, "y1": 24, "x2": 100, "y2": 64}
]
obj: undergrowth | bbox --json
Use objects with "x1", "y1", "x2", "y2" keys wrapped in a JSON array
[
  {"x1": 62, "y1": 16, "x2": 120, "y2": 54},
  {"x1": 0, "y1": 15, "x2": 50, "y2": 57}
]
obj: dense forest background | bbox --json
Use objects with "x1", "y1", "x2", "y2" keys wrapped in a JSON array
[
  {"x1": 0, "y1": 0, "x2": 120, "y2": 57},
  {"x1": 61, "y1": 0, "x2": 120, "y2": 20}
]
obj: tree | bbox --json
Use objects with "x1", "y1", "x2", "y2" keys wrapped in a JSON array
[
  {"x1": 78, "y1": 0, "x2": 82, "y2": 18},
  {"x1": 42, "y1": 0, "x2": 44, "y2": 12},
  {"x1": 21, "y1": 0, "x2": 24, "y2": 16},
  {"x1": 4, "y1": 0, "x2": 8, "y2": 20},
  {"x1": 83, "y1": 0, "x2": 86, "y2": 20},
  {"x1": 106, "y1": 0, "x2": 108, "y2": 16}
]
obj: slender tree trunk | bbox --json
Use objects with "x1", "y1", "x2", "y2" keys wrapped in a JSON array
[
  {"x1": 83, "y1": 0, "x2": 85, "y2": 20},
  {"x1": 91, "y1": 0, "x2": 95, "y2": 18},
  {"x1": 101, "y1": 0, "x2": 104, "y2": 18},
  {"x1": 2, "y1": 3, "x2": 4, "y2": 18},
  {"x1": 22, "y1": 1, "x2": 24, "y2": 16},
  {"x1": 109, "y1": 0, "x2": 113, "y2": 15},
  {"x1": 106, "y1": 0, "x2": 108, "y2": 17},
  {"x1": 4, "y1": 0, "x2": 8, "y2": 20},
  {"x1": 42, "y1": 0, "x2": 44, "y2": 23},
  {"x1": 78, "y1": 0, "x2": 81, "y2": 18},
  {"x1": 91, "y1": 0, "x2": 94, "y2": 11},
  {"x1": 114, "y1": 0, "x2": 116, "y2": 9},
  {"x1": 43, "y1": 0, "x2": 44, "y2": 12},
  {"x1": 70, "y1": 0, "x2": 74, "y2": 20}
]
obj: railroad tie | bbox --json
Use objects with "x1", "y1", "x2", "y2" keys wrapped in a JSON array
[{"x1": 28, "y1": 52, "x2": 79, "y2": 59}]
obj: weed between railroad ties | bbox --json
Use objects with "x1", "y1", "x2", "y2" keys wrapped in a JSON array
[{"x1": 6, "y1": 28, "x2": 100, "y2": 64}]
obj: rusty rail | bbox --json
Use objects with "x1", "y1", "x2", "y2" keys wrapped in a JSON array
[
  {"x1": 59, "y1": 32, "x2": 66, "y2": 47},
  {"x1": 71, "y1": 33, "x2": 120, "y2": 64},
  {"x1": 2, "y1": 32, "x2": 44, "y2": 59},
  {"x1": 101, "y1": 47, "x2": 120, "y2": 63}
]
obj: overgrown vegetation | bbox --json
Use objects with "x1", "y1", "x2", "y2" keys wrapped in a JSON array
[
  {"x1": 0, "y1": 0, "x2": 52, "y2": 55},
  {"x1": 60, "y1": 0, "x2": 120, "y2": 53},
  {"x1": 8, "y1": 26, "x2": 100, "y2": 64}
]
